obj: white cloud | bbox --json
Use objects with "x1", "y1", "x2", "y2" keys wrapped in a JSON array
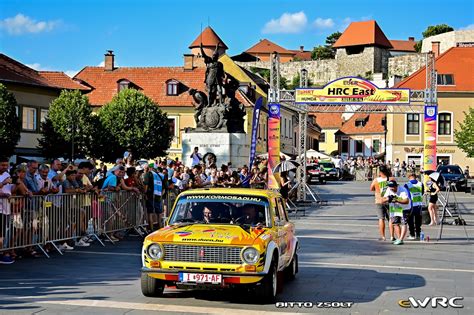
[
  {"x1": 313, "y1": 18, "x2": 335, "y2": 30},
  {"x1": 459, "y1": 24, "x2": 474, "y2": 30},
  {"x1": 97, "y1": 61, "x2": 105, "y2": 67},
  {"x1": 0, "y1": 13, "x2": 59, "y2": 35},
  {"x1": 262, "y1": 11, "x2": 307, "y2": 34}
]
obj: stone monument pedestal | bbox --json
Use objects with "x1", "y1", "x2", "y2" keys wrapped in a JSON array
[{"x1": 182, "y1": 132, "x2": 249, "y2": 167}]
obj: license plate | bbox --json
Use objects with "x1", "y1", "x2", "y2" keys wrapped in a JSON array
[{"x1": 179, "y1": 272, "x2": 222, "y2": 284}]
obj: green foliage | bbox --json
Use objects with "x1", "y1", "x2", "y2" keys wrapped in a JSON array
[
  {"x1": 414, "y1": 40, "x2": 422, "y2": 53},
  {"x1": 422, "y1": 24, "x2": 454, "y2": 38},
  {"x1": 312, "y1": 31, "x2": 342, "y2": 60},
  {"x1": 289, "y1": 73, "x2": 314, "y2": 89},
  {"x1": 311, "y1": 45, "x2": 334, "y2": 60},
  {"x1": 325, "y1": 31, "x2": 342, "y2": 46},
  {"x1": 38, "y1": 118, "x2": 72, "y2": 159},
  {"x1": 250, "y1": 67, "x2": 270, "y2": 81},
  {"x1": 42, "y1": 89, "x2": 95, "y2": 159},
  {"x1": 98, "y1": 88, "x2": 172, "y2": 160},
  {"x1": 279, "y1": 76, "x2": 289, "y2": 90},
  {"x1": 0, "y1": 83, "x2": 21, "y2": 158},
  {"x1": 454, "y1": 107, "x2": 474, "y2": 158}
]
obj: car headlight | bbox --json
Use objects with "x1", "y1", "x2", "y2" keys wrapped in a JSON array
[
  {"x1": 242, "y1": 247, "x2": 260, "y2": 264},
  {"x1": 147, "y1": 243, "x2": 164, "y2": 260}
]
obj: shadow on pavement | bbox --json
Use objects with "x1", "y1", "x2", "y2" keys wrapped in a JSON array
[{"x1": 159, "y1": 266, "x2": 426, "y2": 306}]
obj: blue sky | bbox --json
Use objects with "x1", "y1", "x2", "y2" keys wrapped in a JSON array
[{"x1": 1, "y1": 0, "x2": 473, "y2": 76}]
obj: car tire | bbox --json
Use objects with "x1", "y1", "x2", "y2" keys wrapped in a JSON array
[
  {"x1": 141, "y1": 273, "x2": 165, "y2": 297},
  {"x1": 255, "y1": 259, "x2": 278, "y2": 303},
  {"x1": 285, "y1": 253, "x2": 298, "y2": 281}
]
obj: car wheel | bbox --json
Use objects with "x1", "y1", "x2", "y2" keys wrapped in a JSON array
[
  {"x1": 285, "y1": 253, "x2": 298, "y2": 281},
  {"x1": 255, "y1": 259, "x2": 278, "y2": 302},
  {"x1": 141, "y1": 273, "x2": 165, "y2": 297}
]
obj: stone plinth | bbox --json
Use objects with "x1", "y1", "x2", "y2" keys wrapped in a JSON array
[{"x1": 182, "y1": 132, "x2": 249, "y2": 167}]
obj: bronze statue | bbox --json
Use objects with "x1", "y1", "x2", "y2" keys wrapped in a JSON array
[
  {"x1": 189, "y1": 88, "x2": 208, "y2": 126},
  {"x1": 200, "y1": 43, "x2": 225, "y2": 106}
]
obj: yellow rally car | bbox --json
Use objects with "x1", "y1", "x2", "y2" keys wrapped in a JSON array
[{"x1": 141, "y1": 188, "x2": 298, "y2": 301}]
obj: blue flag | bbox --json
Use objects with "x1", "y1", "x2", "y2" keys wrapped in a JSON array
[{"x1": 242, "y1": 97, "x2": 263, "y2": 187}]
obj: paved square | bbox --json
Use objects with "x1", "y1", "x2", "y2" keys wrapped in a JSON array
[{"x1": 0, "y1": 181, "x2": 472, "y2": 314}]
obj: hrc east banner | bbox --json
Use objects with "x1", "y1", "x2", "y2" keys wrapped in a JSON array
[
  {"x1": 423, "y1": 105, "x2": 438, "y2": 173},
  {"x1": 267, "y1": 103, "x2": 281, "y2": 189}
]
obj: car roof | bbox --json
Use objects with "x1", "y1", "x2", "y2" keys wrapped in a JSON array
[{"x1": 179, "y1": 188, "x2": 281, "y2": 199}]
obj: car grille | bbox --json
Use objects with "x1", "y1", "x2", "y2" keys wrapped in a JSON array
[{"x1": 163, "y1": 244, "x2": 242, "y2": 264}]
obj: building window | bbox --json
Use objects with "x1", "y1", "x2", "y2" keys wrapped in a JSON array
[
  {"x1": 355, "y1": 140, "x2": 363, "y2": 153},
  {"x1": 118, "y1": 80, "x2": 130, "y2": 91},
  {"x1": 406, "y1": 113, "x2": 419, "y2": 135},
  {"x1": 40, "y1": 109, "x2": 48, "y2": 123},
  {"x1": 373, "y1": 139, "x2": 380, "y2": 153},
  {"x1": 166, "y1": 80, "x2": 179, "y2": 96},
  {"x1": 320, "y1": 132, "x2": 326, "y2": 143},
  {"x1": 355, "y1": 119, "x2": 366, "y2": 127},
  {"x1": 341, "y1": 138, "x2": 349, "y2": 153},
  {"x1": 437, "y1": 74, "x2": 454, "y2": 86},
  {"x1": 168, "y1": 118, "x2": 176, "y2": 138},
  {"x1": 438, "y1": 113, "x2": 451, "y2": 135},
  {"x1": 22, "y1": 107, "x2": 37, "y2": 131},
  {"x1": 346, "y1": 46, "x2": 364, "y2": 55}
]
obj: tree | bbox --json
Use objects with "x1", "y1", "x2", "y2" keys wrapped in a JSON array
[
  {"x1": 41, "y1": 89, "x2": 96, "y2": 160},
  {"x1": 325, "y1": 31, "x2": 342, "y2": 46},
  {"x1": 37, "y1": 118, "x2": 72, "y2": 159},
  {"x1": 422, "y1": 24, "x2": 454, "y2": 38},
  {"x1": 98, "y1": 88, "x2": 172, "y2": 160},
  {"x1": 312, "y1": 31, "x2": 342, "y2": 60},
  {"x1": 454, "y1": 107, "x2": 474, "y2": 158},
  {"x1": 415, "y1": 24, "x2": 454, "y2": 52},
  {"x1": 289, "y1": 73, "x2": 314, "y2": 89},
  {"x1": 0, "y1": 83, "x2": 21, "y2": 158}
]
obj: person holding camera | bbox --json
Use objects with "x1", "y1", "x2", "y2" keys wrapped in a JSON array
[{"x1": 383, "y1": 180, "x2": 410, "y2": 245}]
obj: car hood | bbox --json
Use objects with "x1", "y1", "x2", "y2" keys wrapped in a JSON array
[{"x1": 146, "y1": 224, "x2": 267, "y2": 246}]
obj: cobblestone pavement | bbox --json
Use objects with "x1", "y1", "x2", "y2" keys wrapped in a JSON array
[{"x1": 0, "y1": 181, "x2": 472, "y2": 314}]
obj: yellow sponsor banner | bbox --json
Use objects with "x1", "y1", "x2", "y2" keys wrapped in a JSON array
[{"x1": 296, "y1": 77, "x2": 410, "y2": 104}]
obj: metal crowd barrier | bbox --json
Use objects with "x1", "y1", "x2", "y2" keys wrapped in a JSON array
[{"x1": 0, "y1": 191, "x2": 147, "y2": 258}]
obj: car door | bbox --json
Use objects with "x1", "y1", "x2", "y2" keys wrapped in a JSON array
[
  {"x1": 275, "y1": 197, "x2": 292, "y2": 268},
  {"x1": 270, "y1": 198, "x2": 284, "y2": 268}
]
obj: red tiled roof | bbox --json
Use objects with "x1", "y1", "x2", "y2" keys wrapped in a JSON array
[
  {"x1": 334, "y1": 20, "x2": 392, "y2": 48},
  {"x1": 0, "y1": 53, "x2": 88, "y2": 90},
  {"x1": 245, "y1": 39, "x2": 294, "y2": 55},
  {"x1": 74, "y1": 66, "x2": 252, "y2": 107},
  {"x1": 290, "y1": 50, "x2": 312, "y2": 61},
  {"x1": 189, "y1": 26, "x2": 228, "y2": 49},
  {"x1": 395, "y1": 47, "x2": 474, "y2": 92},
  {"x1": 389, "y1": 39, "x2": 416, "y2": 52},
  {"x1": 39, "y1": 71, "x2": 89, "y2": 90},
  {"x1": 311, "y1": 113, "x2": 344, "y2": 129},
  {"x1": 338, "y1": 113, "x2": 386, "y2": 135}
]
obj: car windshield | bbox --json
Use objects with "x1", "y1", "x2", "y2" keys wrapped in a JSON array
[
  {"x1": 307, "y1": 165, "x2": 319, "y2": 171},
  {"x1": 320, "y1": 162, "x2": 335, "y2": 168},
  {"x1": 438, "y1": 166, "x2": 462, "y2": 174},
  {"x1": 169, "y1": 194, "x2": 269, "y2": 227}
]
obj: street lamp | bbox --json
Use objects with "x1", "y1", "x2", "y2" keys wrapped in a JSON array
[{"x1": 300, "y1": 68, "x2": 308, "y2": 87}]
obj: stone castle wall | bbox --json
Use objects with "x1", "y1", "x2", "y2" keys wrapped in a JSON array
[
  {"x1": 335, "y1": 46, "x2": 376, "y2": 77},
  {"x1": 388, "y1": 54, "x2": 426, "y2": 77},
  {"x1": 235, "y1": 60, "x2": 337, "y2": 86},
  {"x1": 237, "y1": 50, "x2": 426, "y2": 85}
]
